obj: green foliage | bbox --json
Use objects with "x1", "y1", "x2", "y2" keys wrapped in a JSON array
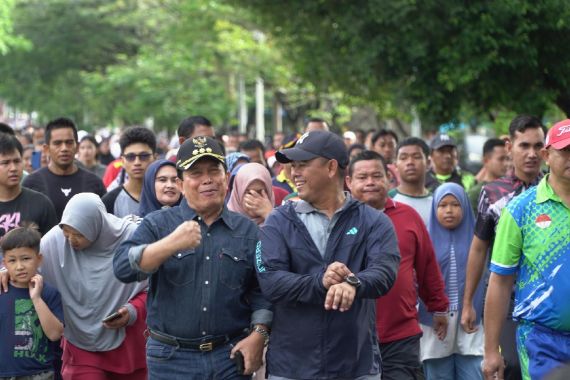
[
  {"x1": 0, "y1": 0, "x2": 29, "y2": 54},
  {"x1": 234, "y1": 0, "x2": 570, "y2": 127},
  {"x1": 2, "y1": 0, "x2": 348, "y2": 132},
  {"x1": 0, "y1": 0, "x2": 142, "y2": 123}
]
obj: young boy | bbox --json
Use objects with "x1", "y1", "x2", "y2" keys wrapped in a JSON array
[
  {"x1": 102, "y1": 126, "x2": 156, "y2": 217},
  {"x1": 0, "y1": 226, "x2": 64, "y2": 380}
]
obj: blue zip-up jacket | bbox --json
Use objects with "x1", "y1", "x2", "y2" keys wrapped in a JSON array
[{"x1": 256, "y1": 198, "x2": 400, "y2": 379}]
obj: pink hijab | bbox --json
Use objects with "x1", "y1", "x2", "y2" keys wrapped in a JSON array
[{"x1": 227, "y1": 163, "x2": 275, "y2": 225}]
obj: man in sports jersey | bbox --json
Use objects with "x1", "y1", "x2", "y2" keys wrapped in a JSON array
[{"x1": 483, "y1": 119, "x2": 570, "y2": 380}]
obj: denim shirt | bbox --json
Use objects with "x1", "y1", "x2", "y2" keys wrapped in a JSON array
[{"x1": 113, "y1": 200, "x2": 272, "y2": 339}]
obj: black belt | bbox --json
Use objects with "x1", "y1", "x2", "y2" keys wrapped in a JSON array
[{"x1": 148, "y1": 329, "x2": 245, "y2": 351}]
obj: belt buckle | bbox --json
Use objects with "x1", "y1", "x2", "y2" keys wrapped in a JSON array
[{"x1": 199, "y1": 342, "x2": 213, "y2": 352}]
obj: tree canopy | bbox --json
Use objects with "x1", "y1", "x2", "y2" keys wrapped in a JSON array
[
  {"x1": 0, "y1": 0, "x2": 354, "y2": 133},
  {"x1": 235, "y1": 0, "x2": 570, "y2": 125}
]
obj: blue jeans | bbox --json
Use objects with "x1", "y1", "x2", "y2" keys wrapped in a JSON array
[
  {"x1": 423, "y1": 354, "x2": 482, "y2": 380},
  {"x1": 146, "y1": 337, "x2": 251, "y2": 380}
]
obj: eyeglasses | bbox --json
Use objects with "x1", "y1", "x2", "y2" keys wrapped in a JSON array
[{"x1": 123, "y1": 152, "x2": 153, "y2": 162}]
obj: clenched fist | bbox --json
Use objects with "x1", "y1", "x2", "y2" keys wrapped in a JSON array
[{"x1": 169, "y1": 221, "x2": 202, "y2": 252}]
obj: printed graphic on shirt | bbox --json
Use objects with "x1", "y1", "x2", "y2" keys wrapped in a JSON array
[
  {"x1": 0, "y1": 212, "x2": 20, "y2": 234},
  {"x1": 255, "y1": 240, "x2": 266, "y2": 273},
  {"x1": 491, "y1": 182, "x2": 570, "y2": 330},
  {"x1": 14, "y1": 299, "x2": 48, "y2": 364},
  {"x1": 535, "y1": 214, "x2": 551, "y2": 229},
  {"x1": 60, "y1": 188, "x2": 72, "y2": 197},
  {"x1": 474, "y1": 173, "x2": 542, "y2": 240}
]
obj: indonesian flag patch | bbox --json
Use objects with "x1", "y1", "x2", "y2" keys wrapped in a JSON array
[{"x1": 535, "y1": 214, "x2": 552, "y2": 229}]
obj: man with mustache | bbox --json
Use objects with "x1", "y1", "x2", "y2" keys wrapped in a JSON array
[
  {"x1": 256, "y1": 130, "x2": 400, "y2": 379},
  {"x1": 114, "y1": 136, "x2": 271, "y2": 379},
  {"x1": 347, "y1": 150, "x2": 448, "y2": 380}
]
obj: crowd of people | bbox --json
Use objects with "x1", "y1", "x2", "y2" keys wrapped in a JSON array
[{"x1": 0, "y1": 113, "x2": 568, "y2": 380}]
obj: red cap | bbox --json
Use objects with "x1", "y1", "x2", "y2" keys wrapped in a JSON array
[{"x1": 545, "y1": 119, "x2": 570, "y2": 149}]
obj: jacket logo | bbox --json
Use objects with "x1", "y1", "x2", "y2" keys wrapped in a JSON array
[
  {"x1": 346, "y1": 227, "x2": 358, "y2": 235},
  {"x1": 61, "y1": 188, "x2": 72, "y2": 197}
]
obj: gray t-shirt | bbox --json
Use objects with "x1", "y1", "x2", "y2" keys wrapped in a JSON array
[
  {"x1": 102, "y1": 186, "x2": 140, "y2": 218},
  {"x1": 390, "y1": 189, "x2": 432, "y2": 227}
]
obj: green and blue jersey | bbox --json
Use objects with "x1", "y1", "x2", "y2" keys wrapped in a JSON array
[{"x1": 491, "y1": 175, "x2": 570, "y2": 331}]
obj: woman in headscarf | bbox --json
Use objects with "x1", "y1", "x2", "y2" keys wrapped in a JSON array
[
  {"x1": 39, "y1": 193, "x2": 148, "y2": 379},
  {"x1": 227, "y1": 162, "x2": 275, "y2": 226},
  {"x1": 419, "y1": 183, "x2": 485, "y2": 380},
  {"x1": 138, "y1": 159, "x2": 182, "y2": 217}
]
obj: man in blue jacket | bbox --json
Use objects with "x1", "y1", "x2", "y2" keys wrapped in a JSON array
[{"x1": 256, "y1": 130, "x2": 400, "y2": 379}]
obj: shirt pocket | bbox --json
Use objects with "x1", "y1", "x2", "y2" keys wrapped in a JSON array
[
  {"x1": 219, "y1": 248, "x2": 251, "y2": 290},
  {"x1": 162, "y1": 249, "x2": 197, "y2": 286}
]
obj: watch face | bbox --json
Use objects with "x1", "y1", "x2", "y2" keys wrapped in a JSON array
[{"x1": 346, "y1": 274, "x2": 360, "y2": 287}]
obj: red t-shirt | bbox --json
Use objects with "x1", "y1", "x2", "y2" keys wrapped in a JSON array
[{"x1": 376, "y1": 199, "x2": 448, "y2": 344}]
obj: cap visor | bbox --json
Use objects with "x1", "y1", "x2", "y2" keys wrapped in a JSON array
[
  {"x1": 276, "y1": 148, "x2": 320, "y2": 163},
  {"x1": 549, "y1": 139, "x2": 570, "y2": 150},
  {"x1": 432, "y1": 143, "x2": 456, "y2": 150}
]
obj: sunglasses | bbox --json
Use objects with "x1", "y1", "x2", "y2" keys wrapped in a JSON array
[{"x1": 123, "y1": 152, "x2": 153, "y2": 162}]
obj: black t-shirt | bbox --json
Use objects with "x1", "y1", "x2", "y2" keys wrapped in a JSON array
[
  {"x1": 0, "y1": 188, "x2": 58, "y2": 238},
  {"x1": 22, "y1": 167, "x2": 107, "y2": 219}
]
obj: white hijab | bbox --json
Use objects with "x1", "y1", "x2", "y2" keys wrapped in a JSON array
[{"x1": 40, "y1": 192, "x2": 147, "y2": 351}]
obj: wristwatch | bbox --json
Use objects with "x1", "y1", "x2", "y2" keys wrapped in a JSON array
[
  {"x1": 344, "y1": 274, "x2": 361, "y2": 288},
  {"x1": 251, "y1": 325, "x2": 270, "y2": 346}
]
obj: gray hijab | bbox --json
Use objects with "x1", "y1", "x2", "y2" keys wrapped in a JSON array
[{"x1": 40, "y1": 192, "x2": 147, "y2": 351}]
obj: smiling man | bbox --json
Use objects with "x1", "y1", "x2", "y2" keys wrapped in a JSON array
[
  {"x1": 22, "y1": 117, "x2": 106, "y2": 219},
  {"x1": 114, "y1": 136, "x2": 271, "y2": 379},
  {"x1": 347, "y1": 150, "x2": 448, "y2": 380},
  {"x1": 256, "y1": 130, "x2": 400, "y2": 380}
]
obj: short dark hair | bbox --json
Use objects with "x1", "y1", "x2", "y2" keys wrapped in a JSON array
[
  {"x1": 0, "y1": 133, "x2": 23, "y2": 156},
  {"x1": 396, "y1": 137, "x2": 430, "y2": 158},
  {"x1": 45, "y1": 117, "x2": 78, "y2": 144},
  {"x1": 177, "y1": 116, "x2": 212, "y2": 139},
  {"x1": 119, "y1": 127, "x2": 157, "y2": 154},
  {"x1": 1, "y1": 225, "x2": 42, "y2": 253},
  {"x1": 371, "y1": 129, "x2": 399, "y2": 146},
  {"x1": 348, "y1": 143, "x2": 366, "y2": 157},
  {"x1": 307, "y1": 117, "x2": 328, "y2": 124},
  {"x1": 239, "y1": 139, "x2": 265, "y2": 154},
  {"x1": 80, "y1": 134, "x2": 99, "y2": 148},
  {"x1": 0, "y1": 123, "x2": 15, "y2": 135},
  {"x1": 483, "y1": 138, "x2": 506, "y2": 157},
  {"x1": 508, "y1": 115, "x2": 547, "y2": 139},
  {"x1": 348, "y1": 150, "x2": 388, "y2": 177}
]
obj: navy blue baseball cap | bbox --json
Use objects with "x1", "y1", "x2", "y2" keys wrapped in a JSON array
[{"x1": 276, "y1": 130, "x2": 349, "y2": 168}]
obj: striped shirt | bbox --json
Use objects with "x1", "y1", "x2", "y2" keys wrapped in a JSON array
[{"x1": 448, "y1": 244, "x2": 459, "y2": 311}]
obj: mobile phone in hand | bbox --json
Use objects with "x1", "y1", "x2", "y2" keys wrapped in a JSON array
[
  {"x1": 233, "y1": 350, "x2": 245, "y2": 375},
  {"x1": 102, "y1": 311, "x2": 122, "y2": 323}
]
